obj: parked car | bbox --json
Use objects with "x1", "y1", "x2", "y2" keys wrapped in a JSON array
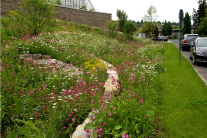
[
  {"x1": 190, "y1": 37, "x2": 207, "y2": 65},
  {"x1": 181, "y1": 34, "x2": 199, "y2": 51},
  {"x1": 152, "y1": 36, "x2": 168, "y2": 41}
]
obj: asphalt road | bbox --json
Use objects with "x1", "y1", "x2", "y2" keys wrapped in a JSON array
[{"x1": 170, "y1": 39, "x2": 207, "y2": 86}]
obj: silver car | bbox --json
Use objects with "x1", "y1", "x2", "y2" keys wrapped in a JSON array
[
  {"x1": 182, "y1": 34, "x2": 199, "y2": 51},
  {"x1": 190, "y1": 37, "x2": 207, "y2": 65}
]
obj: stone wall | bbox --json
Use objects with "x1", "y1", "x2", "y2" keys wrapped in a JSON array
[{"x1": 1, "y1": 0, "x2": 111, "y2": 28}]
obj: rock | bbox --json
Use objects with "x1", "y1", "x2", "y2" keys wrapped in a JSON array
[
  {"x1": 5, "y1": 45, "x2": 9, "y2": 49},
  {"x1": 104, "y1": 78, "x2": 118, "y2": 92},
  {"x1": 23, "y1": 54, "x2": 32, "y2": 58},
  {"x1": 42, "y1": 55, "x2": 52, "y2": 59},
  {"x1": 33, "y1": 54, "x2": 42, "y2": 59}
]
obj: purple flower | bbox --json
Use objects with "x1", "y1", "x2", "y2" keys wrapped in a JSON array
[{"x1": 90, "y1": 115, "x2": 95, "y2": 119}]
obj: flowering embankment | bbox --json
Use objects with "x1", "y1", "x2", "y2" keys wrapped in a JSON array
[{"x1": 1, "y1": 19, "x2": 166, "y2": 138}]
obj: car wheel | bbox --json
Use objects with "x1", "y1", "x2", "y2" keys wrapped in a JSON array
[{"x1": 193, "y1": 55, "x2": 196, "y2": 65}]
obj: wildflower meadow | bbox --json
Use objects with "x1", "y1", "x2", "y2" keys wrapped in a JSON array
[{"x1": 1, "y1": 13, "x2": 166, "y2": 138}]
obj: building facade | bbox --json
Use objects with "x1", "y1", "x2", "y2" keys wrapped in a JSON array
[{"x1": 53, "y1": 0, "x2": 95, "y2": 11}]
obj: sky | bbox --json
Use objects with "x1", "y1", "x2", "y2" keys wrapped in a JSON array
[{"x1": 91, "y1": 0, "x2": 199, "y2": 23}]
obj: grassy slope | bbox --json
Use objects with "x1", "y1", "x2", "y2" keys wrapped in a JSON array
[{"x1": 159, "y1": 43, "x2": 207, "y2": 137}]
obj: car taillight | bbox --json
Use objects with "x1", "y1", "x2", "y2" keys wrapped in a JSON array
[{"x1": 183, "y1": 40, "x2": 189, "y2": 43}]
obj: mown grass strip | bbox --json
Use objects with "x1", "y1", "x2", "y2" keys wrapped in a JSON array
[{"x1": 159, "y1": 42, "x2": 207, "y2": 138}]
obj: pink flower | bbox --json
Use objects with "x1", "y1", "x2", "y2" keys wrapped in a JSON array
[
  {"x1": 109, "y1": 113, "x2": 112, "y2": 117},
  {"x1": 55, "y1": 131, "x2": 58, "y2": 133},
  {"x1": 140, "y1": 99, "x2": 144, "y2": 103},
  {"x1": 86, "y1": 134, "x2": 90, "y2": 138},
  {"x1": 126, "y1": 135, "x2": 129, "y2": 138},
  {"x1": 72, "y1": 118, "x2": 75, "y2": 123},
  {"x1": 122, "y1": 133, "x2": 126, "y2": 138},
  {"x1": 99, "y1": 100, "x2": 103, "y2": 104},
  {"x1": 85, "y1": 129, "x2": 91, "y2": 133},
  {"x1": 113, "y1": 107, "x2": 116, "y2": 109}
]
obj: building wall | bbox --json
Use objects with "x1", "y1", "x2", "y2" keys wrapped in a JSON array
[{"x1": 1, "y1": 0, "x2": 111, "y2": 28}]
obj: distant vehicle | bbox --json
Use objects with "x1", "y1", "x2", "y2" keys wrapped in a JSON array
[
  {"x1": 152, "y1": 36, "x2": 168, "y2": 41},
  {"x1": 181, "y1": 34, "x2": 199, "y2": 51},
  {"x1": 190, "y1": 37, "x2": 207, "y2": 65}
]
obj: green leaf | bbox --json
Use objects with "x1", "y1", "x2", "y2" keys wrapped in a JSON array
[
  {"x1": 114, "y1": 125, "x2": 122, "y2": 130},
  {"x1": 136, "y1": 129, "x2": 140, "y2": 135},
  {"x1": 84, "y1": 122, "x2": 93, "y2": 131},
  {"x1": 114, "y1": 134, "x2": 119, "y2": 137},
  {"x1": 98, "y1": 117, "x2": 103, "y2": 122}
]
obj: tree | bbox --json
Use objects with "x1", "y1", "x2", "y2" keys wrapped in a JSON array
[
  {"x1": 182, "y1": 12, "x2": 191, "y2": 34},
  {"x1": 162, "y1": 20, "x2": 172, "y2": 37},
  {"x1": 123, "y1": 21, "x2": 137, "y2": 40},
  {"x1": 105, "y1": 21, "x2": 119, "y2": 38},
  {"x1": 143, "y1": 4, "x2": 159, "y2": 42},
  {"x1": 198, "y1": 8, "x2": 207, "y2": 36},
  {"x1": 20, "y1": 0, "x2": 56, "y2": 36},
  {"x1": 116, "y1": 9, "x2": 128, "y2": 32},
  {"x1": 153, "y1": 26, "x2": 159, "y2": 40},
  {"x1": 198, "y1": 0, "x2": 207, "y2": 25},
  {"x1": 174, "y1": 25, "x2": 179, "y2": 29},
  {"x1": 192, "y1": 8, "x2": 199, "y2": 33}
]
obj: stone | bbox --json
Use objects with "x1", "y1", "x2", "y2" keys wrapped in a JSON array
[
  {"x1": 5, "y1": 45, "x2": 9, "y2": 49},
  {"x1": 33, "y1": 54, "x2": 42, "y2": 59},
  {"x1": 42, "y1": 55, "x2": 52, "y2": 59},
  {"x1": 22, "y1": 54, "x2": 32, "y2": 59},
  {"x1": 104, "y1": 78, "x2": 118, "y2": 92}
]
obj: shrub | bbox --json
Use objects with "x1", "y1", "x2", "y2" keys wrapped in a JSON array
[
  {"x1": 8, "y1": 10, "x2": 19, "y2": 17},
  {"x1": 105, "y1": 21, "x2": 119, "y2": 38},
  {"x1": 123, "y1": 21, "x2": 137, "y2": 40},
  {"x1": 20, "y1": 0, "x2": 57, "y2": 36}
]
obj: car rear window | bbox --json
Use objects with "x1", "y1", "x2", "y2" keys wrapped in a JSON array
[
  {"x1": 186, "y1": 35, "x2": 199, "y2": 38},
  {"x1": 197, "y1": 39, "x2": 207, "y2": 47}
]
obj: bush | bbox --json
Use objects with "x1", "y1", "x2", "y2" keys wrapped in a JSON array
[
  {"x1": 20, "y1": 0, "x2": 57, "y2": 36},
  {"x1": 105, "y1": 21, "x2": 119, "y2": 38},
  {"x1": 123, "y1": 21, "x2": 137, "y2": 40},
  {"x1": 8, "y1": 10, "x2": 19, "y2": 17}
]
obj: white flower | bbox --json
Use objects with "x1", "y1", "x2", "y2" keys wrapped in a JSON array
[{"x1": 30, "y1": 118, "x2": 33, "y2": 120}]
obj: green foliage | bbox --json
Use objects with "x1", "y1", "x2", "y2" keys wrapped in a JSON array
[
  {"x1": 173, "y1": 25, "x2": 179, "y2": 29},
  {"x1": 153, "y1": 26, "x2": 159, "y2": 40},
  {"x1": 105, "y1": 20, "x2": 119, "y2": 38},
  {"x1": 56, "y1": 0, "x2": 61, "y2": 5},
  {"x1": 20, "y1": 0, "x2": 57, "y2": 36},
  {"x1": 81, "y1": 5, "x2": 87, "y2": 10},
  {"x1": 116, "y1": 9, "x2": 128, "y2": 32},
  {"x1": 182, "y1": 12, "x2": 191, "y2": 34},
  {"x1": 123, "y1": 21, "x2": 137, "y2": 40},
  {"x1": 198, "y1": 16, "x2": 207, "y2": 36},
  {"x1": 0, "y1": 23, "x2": 10, "y2": 42},
  {"x1": 8, "y1": 10, "x2": 19, "y2": 17},
  {"x1": 162, "y1": 20, "x2": 172, "y2": 36}
]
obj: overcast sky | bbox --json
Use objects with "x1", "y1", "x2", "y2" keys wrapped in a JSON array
[{"x1": 91, "y1": 0, "x2": 199, "y2": 23}]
